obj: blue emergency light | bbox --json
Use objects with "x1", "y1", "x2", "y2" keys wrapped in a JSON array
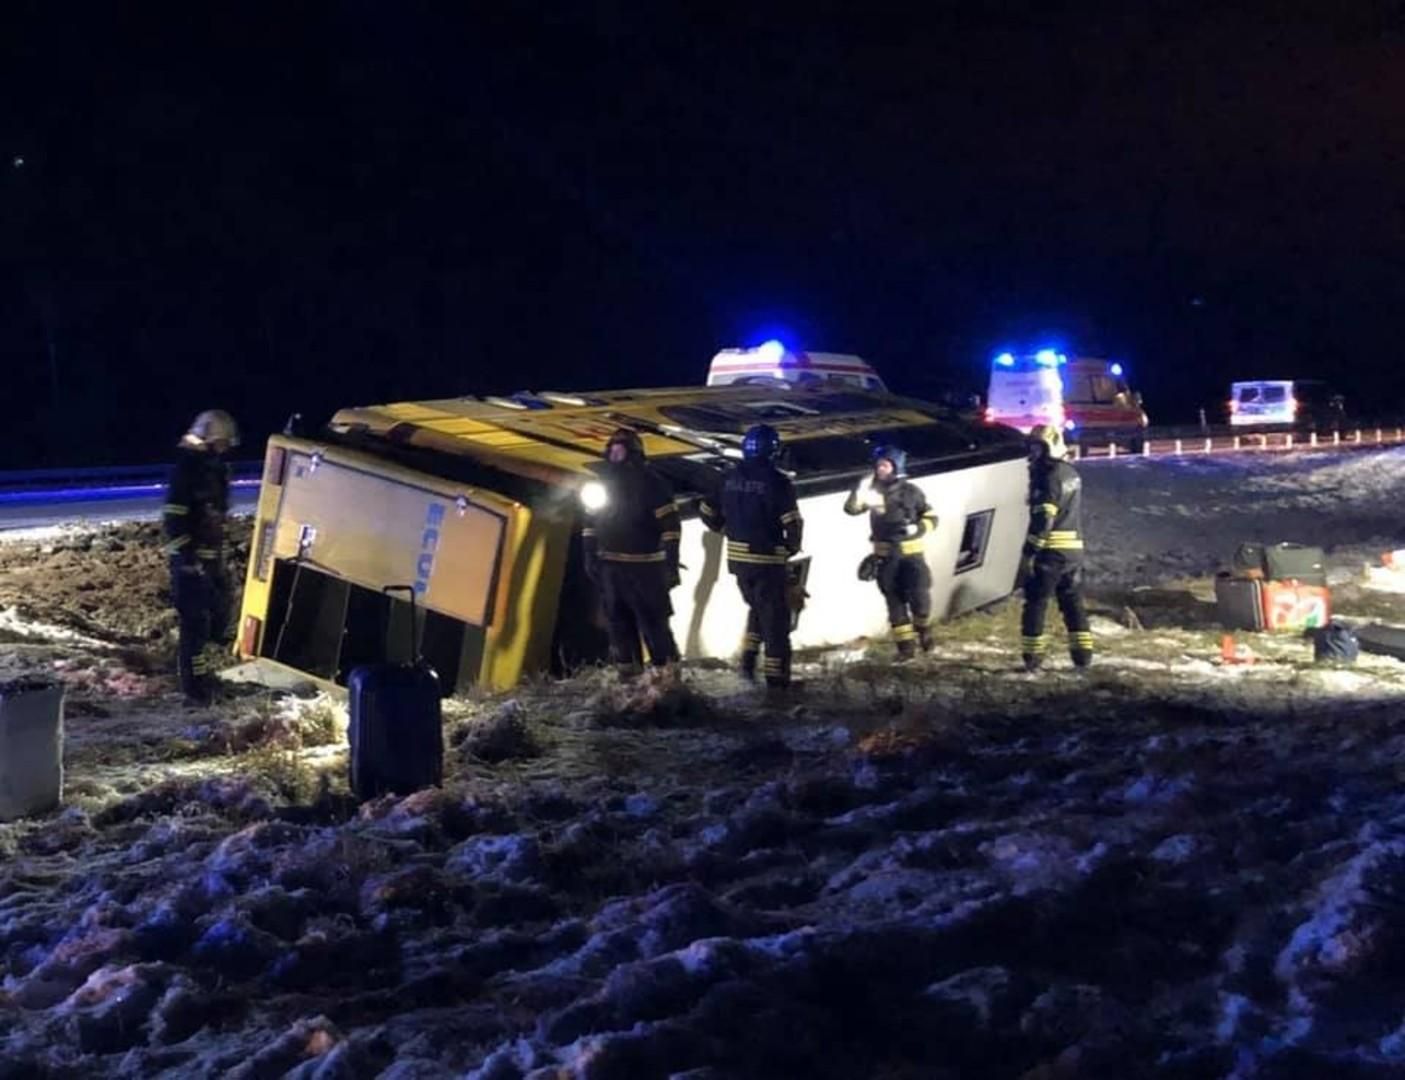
[
  {"x1": 1110, "y1": 362, "x2": 1124, "y2": 377},
  {"x1": 756, "y1": 340, "x2": 785, "y2": 365},
  {"x1": 994, "y1": 352, "x2": 1015, "y2": 367}
]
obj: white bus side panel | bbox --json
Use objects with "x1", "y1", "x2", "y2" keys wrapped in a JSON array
[{"x1": 672, "y1": 456, "x2": 1028, "y2": 659}]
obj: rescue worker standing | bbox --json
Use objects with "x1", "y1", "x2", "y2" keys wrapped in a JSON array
[
  {"x1": 582, "y1": 428, "x2": 682, "y2": 675},
  {"x1": 163, "y1": 410, "x2": 239, "y2": 704},
  {"x1": 1021, "y1": 424, "x2": 1093, "y2": 671},
  {"x1": 845, "y1": 445, "x2": 938, "y2": 659},
  {"x1": 699, "y1": 424, "x2": 803, "y2": 688}
]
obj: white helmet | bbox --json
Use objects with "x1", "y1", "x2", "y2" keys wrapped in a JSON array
[{"x1": 183, "y1": 409, "x2": 241, "y2": 451}]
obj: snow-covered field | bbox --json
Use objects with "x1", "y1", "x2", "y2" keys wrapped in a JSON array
[{"x1": 3, "y1": 449, "x2": 1405, "y2": 1078}]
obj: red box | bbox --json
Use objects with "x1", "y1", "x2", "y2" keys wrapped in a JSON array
[{"x1": 1261, "y1": 581, "x2": 1330, "y2": 631}]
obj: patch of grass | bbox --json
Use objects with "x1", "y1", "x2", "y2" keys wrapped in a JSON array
[
  {"x1": 585, "y1": 670, "x2": 726, "y2": 729},
  {"x1": 296, "y1": 697, "x2": 342, "y2": 747},
  {"x1": 243, "y1": 744, "x2": 323, "y2": 804}
]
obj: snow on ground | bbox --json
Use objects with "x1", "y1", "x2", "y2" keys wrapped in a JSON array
[
  {"x1": 2, "y1": 449, "x2": 1405, "y2": 1077},
  {"x1": 1082, "y1": 446, "x2": 1405, "y2": 589}
]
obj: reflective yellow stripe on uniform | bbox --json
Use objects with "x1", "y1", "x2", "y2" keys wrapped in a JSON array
[
  {"x1": 581, "y1": 527, "x2": 597, "y2": 538},
  {"x1": 1038, "y1": 502, "x2": 1060, "y2": 517},
  {"x1": 162, "y1": 503, "x2": 189, "y2": 516},
  {"x1": 873, "y1": 539, "x2": 925, "y2": 557},
  {"x1": 195, "y1": 547, "x2": 219, "y2": 559},
  {"x1": 165, "y1": 536, "x2": 191, "y2": 554},
  {"x1": 726, "y1": 541, "x2": 788, "y2": 565},
  {"x1": 892, "y1": 623, "x2": 917, "y2": 641},
  {"x1": 1029, "y1": 530, "x2": 1083, "y2": 551},
  {"x1": 779, "y1": 510, "x2": 801, "y2": 524},
  {"x1": 1071, "y1": 632, "x2": 1095, "y2": 650},
  {"x1": 660, "y1": 532, "x2": 681, "y2": 542},
  {"x1": 599, "y1": 551, "x2": 666, "y2": 563},
  {"x1": 742, "y1": 632, "x2": 761, "y2": 649},
  {"x1": 654, "y1": 503, "x2": 677, "y2": 519},
  {"x1": 1021, "y1": 635, "x2": 1049, "y2": 653}
]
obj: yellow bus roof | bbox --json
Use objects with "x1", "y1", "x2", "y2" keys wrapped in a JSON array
[{"x1": 327, "y1": 383, "x2": 973, "y2": 479}]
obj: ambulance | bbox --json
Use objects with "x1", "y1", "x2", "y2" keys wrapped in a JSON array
[
  {"x1": 705, "y1": 341, "x2": 889, "y2": 392},
  {"x1": 234, "y1": 354, "x2": 1030, "y2": 694},
  {"x1": 985, "y1": 350, "x2": 1149, "y2": 446}
]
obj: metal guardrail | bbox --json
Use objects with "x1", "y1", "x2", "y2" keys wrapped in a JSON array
[{"x1": 1071, "y1": 426, "x2": 1405, "y2": 461}]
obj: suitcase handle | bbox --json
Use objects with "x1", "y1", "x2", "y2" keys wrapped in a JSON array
[{"x1": 382, "y1": 585, "x2": 422, "y2": 663}]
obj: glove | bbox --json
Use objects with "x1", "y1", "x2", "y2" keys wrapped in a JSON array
[{"x1": 903, "y1": 523, "x2": 921, "y2": 538}]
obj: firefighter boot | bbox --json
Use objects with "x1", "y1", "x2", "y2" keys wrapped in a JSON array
[
  {"x1": 739, "y1": 651, "x2": 758, "y2": 683},
  {"x1": 762, "y1": 653, "x2": 791, "y2": 689},
  {"x1": 916, "y1": 621, "x2": 935, "y2": 653},
  {"x1": 1020, "y1": 635, "x2": 1047, "y2": 673},
  {"x1": 893, "y1": 623, "x2": 918, "y2": 662}
]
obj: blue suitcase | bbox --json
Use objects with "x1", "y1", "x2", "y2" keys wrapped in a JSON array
[{"x1": 348, "y1": 585, "x2": 443, "y2": 800}]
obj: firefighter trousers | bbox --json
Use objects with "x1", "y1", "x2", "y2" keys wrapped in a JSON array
[
  {"x1": 733, "y1": 563, "x2": 792, "y2": 686},
  {"x1": 598, "y1": 561, "x2": 679, "y2": 672},
  {"x1": 1021, "y1": 553, "x2": 1092, "y2": 667},
  {"x1": 877, "y1": 554, "x2": 934, "y2": 657},
  {"x1": 171, "y1": 559, "x2": 231, "y2": 699}
]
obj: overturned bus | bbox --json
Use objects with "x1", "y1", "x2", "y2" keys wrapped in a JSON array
[{"x1": 234, "y1": 379, "x2": 1031, "y2": 693}]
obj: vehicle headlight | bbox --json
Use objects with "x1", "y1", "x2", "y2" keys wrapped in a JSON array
[{"x1": 580, "y1": 481, "x2": 608, "y2": 511}]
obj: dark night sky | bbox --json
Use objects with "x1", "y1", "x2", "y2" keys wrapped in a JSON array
[{"x1": 4, "y1": 2, "x2": 1405, "y2": 467}]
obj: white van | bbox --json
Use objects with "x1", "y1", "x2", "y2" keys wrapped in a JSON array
[{"x1": 1228, "y1": 380, "x2": 1345, "y2": 429}]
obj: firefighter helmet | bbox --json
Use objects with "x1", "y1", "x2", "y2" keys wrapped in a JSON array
[
  {"x1": 742, "y1": 424, "x2": 780, "y2": 462},
  {"x1": 1028, "y1": 424, "x2": 1067, "y2": 460},
  {"x1": 871, "y1": 444, "x2": 908, "y2": 478},
  {"x1": 604, "y1": 427, "x2": 644, "y2": 462},
  {"x1": 184, "y1": 409, "x2": 240, "y2": 451}
]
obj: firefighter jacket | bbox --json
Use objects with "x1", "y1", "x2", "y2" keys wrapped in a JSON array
[
  {"x1": 1026, "y1": 458, "x2": 1084, "y2": 555},
  {"x1": 162, "y1": 446, "x2": 230, "y2": 565},
  {"x1": 698, "y1": 460, "x2": 803, "y2": 568},
  {"x1": 844, "y1": 476, "x2": 937, "y2": 558},
  {"x1": 582, "y1": 461, "x2": 680, "y2": 569}
]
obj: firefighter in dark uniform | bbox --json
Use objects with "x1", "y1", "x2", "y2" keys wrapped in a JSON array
[
  {"x1": 581, "y1": 428, "x2": 682, "y2": 675},
  {"x1": 1021, "y1": 423, "x2": 1093, "y2": 670},
  {"x1": 845, "y1": 445, "x2": 938, "y2": 659},
  {"x1": 163, "y1": 409, "x2": 239, "y2": 704},
  {"x1": 698, "y1": 424, "x2": 803, "y2": 688}
]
